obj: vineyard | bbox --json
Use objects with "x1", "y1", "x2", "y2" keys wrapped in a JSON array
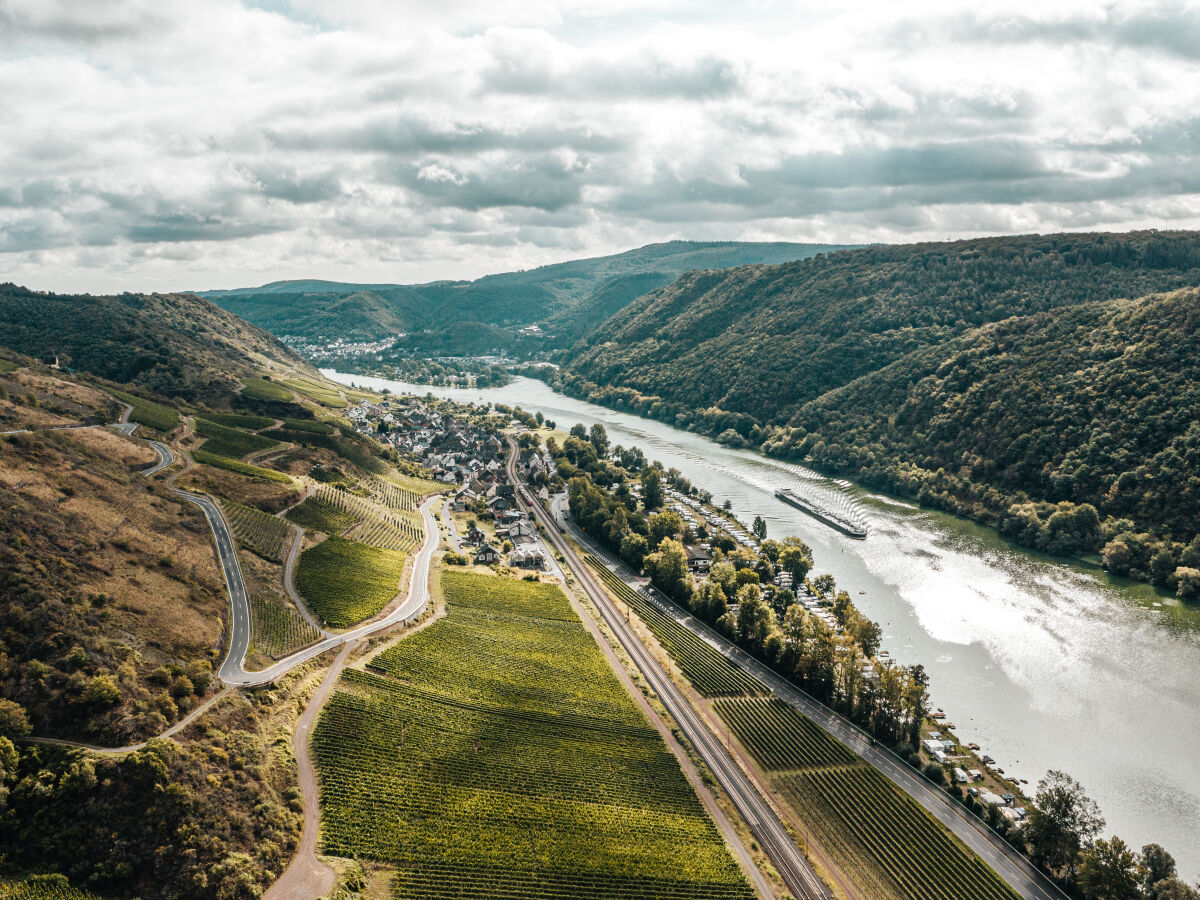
[
  {"x1": 586, "y1": 559, "x2": 764, "y2": 697},
  {"x1": 221, "y1": 499, "x2": 291, "y2": 561},
  {"x1": 282, "y1": 376, "x2": 346, "y2": 408},
  {"x1": 202, "y1": 411, "x2": 276, "y2": 430},
  {"x1": 195, "y1": 417, "x2": 281, "y2": 458},
  {"x1": 368, "y1": 473, "x2": 442, "y2": 510},
  {"x1": 776, "y1": 766, "x2": 1019, "y2": 900},
  {"x1": 312, "y1": 570, "x2": 755, "y2": 899},
  {"x1": 0, "y1": 876, "x2": 100, "y2": 900},
  {"x1": 248, "y1": 593, "x2": 323, "y2": 659},
  {"x1": 240, "y1": 376, "x2": 294, "y2": 402},
  {"x1": 287, "y1": 484, "x2": 422, "y2": 550},
  {"x1": 192, "y1": 448, "x2": 293, "y2": 482},
  {"x1": 106, "y1": 387, "x2": 179, "y2": 431},
  {"x1": 713, "y1": 696, "x2": 856, "y2": 770},
  {"x1": 294, "y1": 535, "x2": 406, "y2": 627},
  {"x1": 286, "y1": 493, "x2": 357, "y2": 535},
  {"x1": 281, "y1": 417, "x2": 335, "y2": 434}
]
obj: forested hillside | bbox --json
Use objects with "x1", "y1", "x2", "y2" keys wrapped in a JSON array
[
  {"x1": 0, "y1": 283, "x2": 311, "y2": 402},
  {"x1": 551, "y1": 231, "x2": 1200, "y2": 590},
  {"x1": 204, "y1": 240, "x2": 847, "y2": 347}
]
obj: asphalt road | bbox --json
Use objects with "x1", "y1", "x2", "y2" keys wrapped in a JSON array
[
  {"x1": 140, "y1": 438, "x2": 440, "y2": 687},
  {"x1": 565, "y1": 498, "x2": 1068, "y2": 900},
  {"x1": 506, "y1": 441, "x2": 832, "y2": 900}
]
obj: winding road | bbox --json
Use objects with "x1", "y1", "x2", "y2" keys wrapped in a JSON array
[
  {"x1": 506, "y1": 440, "x2": 832, "y2": 900},
  {"x1": 552, "y1": 490, "x2": 1068, "y2": 900}
]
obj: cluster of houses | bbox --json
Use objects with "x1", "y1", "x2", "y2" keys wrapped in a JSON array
[{"x1": 459, "y1": 507, "x2": 547, "y2": 570}]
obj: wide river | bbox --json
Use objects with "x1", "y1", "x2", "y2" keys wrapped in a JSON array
[{"x1": 328, "y1": 370, "x2": 1200, "y2": 875}]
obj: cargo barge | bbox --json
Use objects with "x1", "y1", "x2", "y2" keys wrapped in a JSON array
[{"x1": 775, "y1": 488, "x2": 868, "y2": 539}]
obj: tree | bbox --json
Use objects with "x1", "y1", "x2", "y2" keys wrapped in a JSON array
[
  {"x1": 642, "y1": 468, "x2": 664, "y2": 511},
  {"x1": 1078, "y1": 837, "x2": 1141, "y2": 900},
  {"x1": 1141, "y1": 844, "x2": 1177, "y2": 894},
  {"x1": 643, "y1": 538, "x2": 690, "y2": 602},
  {"x1": 648, "y1": 510, "x2": 684, "y2": 550},
  {"x1": 779, "y1": 544, "x2": 813, "y2": 582},
  {"x1": 812, "y1": 573, "x2": 836, "y2": 598},
  {"x1": 1027, "y1": 770, "x2": 1105, "y2": 876},
  {"x1": 847, "y1": 615, "x2": 882, "y2": 658},
  {"x1": 690, "y1": 580, "x2": 728, "y2": 622},
  {"x1": 589, "y1": 423, "x2": 609, "y2": 456},
  {"x1": 735, "y1": 584, "x2": 776, "y2": 656},
  {"x1": 619, "y1": 531, "x2": 648, "y2": 568},
  {"x1": 752, "y1": 515, "x2": 767, "y2": 540},
  {"x1": 1175, "y1": 567, "x2": 1200, "y2": 599},
  {"x1": 569, "y1": 423, "x2": 587, "y2": 440},
  {"x1": 709, "y1": 560, "x2": 737, "y2": 597},
  {"x1": 0, "y1": 700, "x2": 30, "y2": 739}
]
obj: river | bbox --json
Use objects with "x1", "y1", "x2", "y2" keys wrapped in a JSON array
[{"x1": 327, "y1": 370, "x2": 1200, "y2": 876}]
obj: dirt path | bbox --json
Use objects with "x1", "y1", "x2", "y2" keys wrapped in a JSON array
[
  {"x1": 283, "y1": 523, "x2": 329, "y2": 633},
  {"x1": 264, "y1": 643, "x2": 353, "y2": 900}
]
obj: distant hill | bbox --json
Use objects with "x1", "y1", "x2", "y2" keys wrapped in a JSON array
[
  {"x1": 198, "y1": 240, "x2": 853, "y2": 348},
  {"x1": 0, "y1": 283, "x2": 314, "y2": 402},
  {"x1": 551, "y1": 231, "x2": 1200, "y2": 585}
]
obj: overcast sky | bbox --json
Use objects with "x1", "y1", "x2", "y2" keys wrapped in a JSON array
[{"x1": 2, "y1": 0, "x2": 1199, "y2": 293}]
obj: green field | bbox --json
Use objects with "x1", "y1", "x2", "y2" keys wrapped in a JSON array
[
  {"x1": 371, "y1": 472, "x2": 443, "y2": 509},
  {"x1": 196, "y1": 417, "x2": 281, "y2": 458},
  {"x1": 587, "y1": 560, "x2": 764, "y2": 697},
  {"x1": 106, "y1": 387, "x2": 179, "y2": 431},
  {"x1": 240, "y1": 376, "x2": 294, "y2": 402},
  {"x1": 248, "y1": 593, "x2": 322, "y2": 659},
  {"x1": 202, "y1": 411, "x2": 276, "y2": 430},
  {"x1": 0, "y1": 357, "x2": 19, "y2": 374},
  {"x1": 311, "y1": 570, "x2": 755, "y2": 899},
  {"x1": 307, "y1": 484, "x2": 422, "y2": 551},
  {"x1": 191, "y1": 449, "x2": 293, "y2": 483},
  {"x1": 285, "y1": 494, "x2": 356, "y2": 535},
  {"x1": 294, "y1": 535, "x2": 405, "y2": 627},
  {"x1": 221, "y1": 499, "x2": 292, "y2": 561}
]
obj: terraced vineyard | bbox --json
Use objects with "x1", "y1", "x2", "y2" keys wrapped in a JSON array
[
  {"x1": 248, "y1": 593, "x2": 322, "y2": 659},
  {"x1": 586, "y1": 559, "x2": 763, "y2": 697},
  {"x1": 281, "y1": 417, "x2": 335, "y2": 434},
  {"x1": 240, "y1": 376, "x2": 294, "y2": 402},
  {"x1": 285, "y1": 493, "x2": 357, "y2": 535},
  {"x1": 222, "y1": 499, "x2": 291, "y2": 561},
  {"x1": 714, "y1": 696, "x2": 856, "y2": 770},
  {"x1": 195, "y1": 417, "x2": 281, "y2": 458},
  {"x1": 777, "y1": 767, "x2": 1019, "y2": 900},
  {"x1": 192, "y1": 448, "x2": 293, "y2": 482},
  {"x1": 368, "y1": 473, "x2": 442, "y2": 510},
  {"x1": 202, "y1": 411, "x2": 276, "y2": 430},
  {"x1": 282, "y1": 376, "x2": 345, "y2": 408},
  {"x1": 307, "y1": 483, "x2": 423, "y2": 550},
  {"x1": 312, "y1": 570, "x2": 755, "y2": 900},
  {"x1": 107, "y1": 387, "x2": 179, "y2": 431},
  {"x1": 294, "y1": 535, "x2": 405, "y2": 627}
]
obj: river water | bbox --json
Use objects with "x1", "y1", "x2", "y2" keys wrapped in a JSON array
[{"x1": 327, "y1": 370, "x2": 1200, "y2": 876}]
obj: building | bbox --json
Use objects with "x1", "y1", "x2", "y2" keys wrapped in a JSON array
[
  {"x1": 684, "y1": 544, "x2": 712, "y2": 573},
  {"x1": 474, "y1": 545, "x2": 500, "y2": 565}
]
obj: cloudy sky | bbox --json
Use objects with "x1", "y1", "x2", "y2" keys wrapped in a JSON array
[{"x1": 2, "y1": 0, "x2": 1199, "y2": 293}]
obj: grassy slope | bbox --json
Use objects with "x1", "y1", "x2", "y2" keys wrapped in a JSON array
[{"x1": 312, "y1": 569, "x2": 755, "y2": 898}]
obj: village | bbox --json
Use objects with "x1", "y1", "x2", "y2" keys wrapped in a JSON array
[{"x1": 346, "y1": 394, "x2": 556, "y2": 571}]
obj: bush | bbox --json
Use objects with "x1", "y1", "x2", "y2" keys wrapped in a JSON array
[{"x1": 922, "y1": 762, "x2": 946, "y2": 785}]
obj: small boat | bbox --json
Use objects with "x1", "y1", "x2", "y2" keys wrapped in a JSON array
[
  {"x1": 1020, "y1": 779, "x2": 1028, "y2": 785},
  {"x1": 932, "y1": 712, "x2": 946, "y2": 719},
  {"x1": 967, "y1": 742, "x2": 980, "y2": 750},
  {"x1": 996, "y1": 768, "x2": 1005, "y2": 775}
]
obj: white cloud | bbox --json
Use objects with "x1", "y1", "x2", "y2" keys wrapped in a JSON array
[{"x1": 0, "y1": 0, "x2": 1198, "y2": 292}]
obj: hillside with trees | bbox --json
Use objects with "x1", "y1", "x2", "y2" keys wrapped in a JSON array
[
  {"x1": 551, "y1": 231, "x2": 1200, "y2": 592},
  {"x1": 203, "y1": 240, "x2": 849, "y2": 348},
  {"x1": 0, "y1": 283, "x2": 312, "y2": 403}
]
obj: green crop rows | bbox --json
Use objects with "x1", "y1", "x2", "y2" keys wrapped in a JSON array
[
  {"x1": 240, "y1": 376, "x2": 294, "y2": 402},
  {"x1": 192, "y1": 449, "x2": 293, "y2": 483},
  {"x1": 714, "y1": 696, "x2": 856, "y2": 770},
  {"x1": 285, "y1": 494, "x2": 357, "y2": 535},
  {"x1": 196, "y1": 417, "x2": 281, "y2": 458},
  {"x1": 369, "y1": 473, "x2": 442, "y2": 510},
  {"x1": 294, "y1": 535, "x2": 405, "y2": 627},
  {"x1": 777, "y1": 766, "x2": 1018, "y2": 900},
  {"x1": 587, "y1": 559, "x2": 764, "y2": 697},
  {"x1": 312, "y1": 570, "x2": 754, "y2": 900},
  {"x1": 0, "y1": 876, "x2": 100, "y2": 900},
  {"x1": 282, "y1": 417, "x2": 335, "y2": 434},
  {"x1": 249, "y1": 594, "x2": 322, "y2": 659},
  {"x1": 282, "y1": 377, "x2": 345, "y2": 408},
  {"x1": 106, "y1": 387, "x2": 179, "y2": 431},
  {"x1": 312, "y1": 484, "x2": 421, "y2": 550},
  {"x1": 202, "y1": 411, "x2": 276, "y2": 430},
  {"x1": 221, "y1": 499, "x2": 291, "y2": 561}
]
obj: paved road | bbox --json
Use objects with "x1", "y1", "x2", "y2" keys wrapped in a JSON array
[
  {"x1": 506, "y1": 440, "x2": 832, "y2": 900},
  {"x1": 565, "y1": 499, "x2": 1068, "y2": 900},
  {"x1": 139, "y1": 438, "x2": 439, "y2": 687}
]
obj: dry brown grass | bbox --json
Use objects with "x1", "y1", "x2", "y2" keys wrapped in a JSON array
[
  {"x1": 59, "y1": 425, "x2": 159, "y2": 467},
  {"x1": 16, "y1": 371, "x2": 114, "y2": 408},
  {"x1": 177, "y1": 463, "x2": 302, "y2": 512}
]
